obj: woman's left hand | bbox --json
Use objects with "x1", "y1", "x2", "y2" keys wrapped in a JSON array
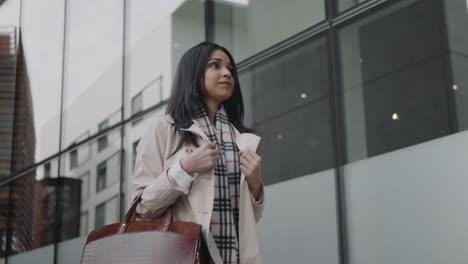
[{"x1": 239, "y1": 149, "x2": 263, "y2": 199}]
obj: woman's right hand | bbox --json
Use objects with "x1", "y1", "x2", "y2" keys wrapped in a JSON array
[{"x1": 180, "y1": 142, "x2": 219, "y2": 176}]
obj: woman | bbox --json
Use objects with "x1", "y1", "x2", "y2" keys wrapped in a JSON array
[{"x1": 132, "y1": 41, "x2": 265, "y2": 264}]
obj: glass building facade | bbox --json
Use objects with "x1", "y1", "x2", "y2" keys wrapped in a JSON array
[{"x1": 0, "y1": 0, "x2": 467, "y2": 263}]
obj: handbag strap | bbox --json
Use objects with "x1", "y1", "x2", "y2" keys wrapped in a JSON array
[{"x1": 117, "y1": 191, "x2": 173, "y2": 234}]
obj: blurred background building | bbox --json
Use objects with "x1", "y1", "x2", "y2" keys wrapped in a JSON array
[{"x1": 0, "y1": 0, "x2": 467, "y2": 263}]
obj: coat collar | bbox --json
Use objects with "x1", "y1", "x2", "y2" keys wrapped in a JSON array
[{"x1": 163, "y1": 114, "x2": 260, "y2": 151}]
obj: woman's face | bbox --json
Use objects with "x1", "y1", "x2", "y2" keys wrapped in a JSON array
[{"x1": 201, "y1": 49, "x2": 235, "y2": 106}]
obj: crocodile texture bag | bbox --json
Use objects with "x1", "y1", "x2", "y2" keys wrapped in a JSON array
[{"x1": 80, "y1": 192, "x2": 205, "y2": 264}]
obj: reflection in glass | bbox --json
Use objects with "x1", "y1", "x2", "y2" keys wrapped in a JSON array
[
  {"x1": 19, "y1": 172, "x2": 47, "y2": 252},
  {"x1": 336, "y1": 0, "x2": 370, "y2": 13},
  {"x1": 80, "y1": 211, "x2": 88, "y2": 237},
  {"x1": 0, "y1": 157, "x2": 60, "y2": 258},
  {"x1": 240, "y1": 38, "x2": 333, "y2": 185},
  {"x1": 444, "y1": 0, "x2": 468, "y2": 131},
  {"x1": 131, "y1": 93, "x2": 143, "y2": 116},
  {"x1": 0, "y1": 28, "x2": 18, "y2": 180},
  {"x1": 79, "y1": 171, "x2": 90, "y2": 201},
  {"x1": 132, "y1": 140, "x2": 140, "y2": 171},
  {"x1": 0, "y1": 0, "x2": 21, "y2": 34},
  {"x1": 125, "y1": 0, "x2": 204, "y2": 121},
  {"x1": 214, "y1": 0, "x2": 325, "y2": 62},
  {"x1": 122, "y1": 107, "x2": 165, "y2": 213},
  {"x1": 96, "y1": 161, "x2": 107, "y2": 192},
  {"x1": 69, "y1": 150, "x2": 78, "y2": 170},
  {"x1": 62, "y1": 0, "x2": 123, "y2": 150},
  {"x1": 0, "y1": 184, "x2": 10, "y2": 258},
  {"x1": 131, "y1": 92, "x2": 143, "y2": 125},
  {"x1": 94, "y1": 196, "x2": 118, "y2": 230},
  {"x1": 94, "y1": 202, "x2": 105, "y2": 229},
  {"x1": 338, "y1": 0, "x2": 462, "y2": 163},
  {"x1": 59, "y1": 128, "x2": 121, "y2": 242},
  {"x1": 5, "y1": 171, "x2": 79, "y2": 256},
  {"x1": 21, "y1": 0, "x2": 64, "y2": 163},
  {"x1": 44, "y1": 163, "x2": 51, "y2": 178},
  {"x1": 97, "y1": 120, "x2": 109, "y2": 152}
]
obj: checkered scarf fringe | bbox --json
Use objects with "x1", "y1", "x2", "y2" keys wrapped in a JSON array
[{"x1": 194, "y1": 105, "x2": 240, "y2": 264}]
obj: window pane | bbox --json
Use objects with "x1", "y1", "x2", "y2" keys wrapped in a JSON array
[
  {"x1": 131, "y1": 92, "x2": 143, "y2": 115},
  {"x1": 94, "y1": 196, "x2": 118, "y2": 230},
  {"x1": 79, "y1": 171, "x2": 90, "y2": 201},
  {"x1": 0, "y1": 0, "x2": 21, "y2": 33},
  {"x1": 5, "y1": 171, "x2": 66, "y2": 258},
  {"x1": 97, "y1": 119, "x2": 109, "y2": 152},
  {"x1": 241, "y1": 37, "x2": 333, "y2": 185},
  {"x1": 336, "y1": 0, "x2": 370, "y2": 13},
  {"x1": 214, "y1": 0, "x2": 326, "y2": 62},
  {"x1": 337, "y1": 0, "x2": 462, "y2": 164},
  {"x1": 79, "y1": 212, "x2": 88, "y2": 237},
  {"x1": 445, "y1": 0, "x2": 468, "y2": 130},
  {"x1": 6, "y1": 172, "x2": 58, "y2": 263},
  {"x1": 124, "y1": 0, "x2": 204, "y2": 119},
  {"x1": 69, "y1": 150, "x2": 78, "y2": 169},
  {"x1": 61, "y1": 0, "x2": 123, "y2": 150},
  {"x1": 130, "y1": 93, "x2": 143, "y2": 125},
  {"x1": 9, "y1": 174, "x2": 37, "y2": 255},
  {"x1": 96, "y1": 161, "x2": 107, "y2": 192},
  {"x1": 98, "y1": 120, "x2": 109, "y2": 131},
  {"x1": 94, "y1": 202, "x2": 105, "y2": 229},
  {"x1": 343, "y1": 124, "x2": 468, "y2": 264},
  {"x1": 104, "y1": 196, "x2": 118, "y2": 226},
  {"x1": 97, "y1": 136, "x2": 108, "y2": 152},
  {"x1": 17, "y1": 0, "x2": 64, "y2": 168},
  {"x1": 44, "y1": 163, "x2": 51, "y2": 178},
  {"x1": 58, "y1": 127, "x2": 121, "y2": 244},
  {"x1": 59, "y1": 178, "x2": 82, "y2": 242},
  {"x1": 0, "y1": 0, "x2": 21, "y2": 180},
  {"x1": 0, "y1": 184, "x2": 11, "y2": 258}
]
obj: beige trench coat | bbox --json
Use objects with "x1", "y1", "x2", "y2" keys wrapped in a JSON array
[{"x1": 132, "y1": 114, "x2": 265, "y2": 264}]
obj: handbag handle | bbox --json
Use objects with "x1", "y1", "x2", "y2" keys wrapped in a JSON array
[{"x1": 117, "y1": 191, "x2": 173, "y2": 234}]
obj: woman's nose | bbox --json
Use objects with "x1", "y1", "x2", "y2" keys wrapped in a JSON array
[{"x1": 222, "y1": 68, "x2": 232, "y2": 78}]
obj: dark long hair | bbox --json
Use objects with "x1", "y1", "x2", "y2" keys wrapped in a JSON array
[{"x1": 166, "y1": 41, "x2": 252, "y2": 154}]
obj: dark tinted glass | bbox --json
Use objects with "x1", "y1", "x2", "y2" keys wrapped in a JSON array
[
  {"x1": 241, "y1": 37, "x2": 333, "y2": 185},
  {"x1": 337, "y1": 0, "x2": 462, "y2": 163},
  {"x1": 337, "y1": 0, "x2": 371, "y2": 13}
]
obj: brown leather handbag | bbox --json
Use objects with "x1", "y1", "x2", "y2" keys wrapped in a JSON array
[{"x1": 80, "y1": 192, "x2": 207, "y2": 264}]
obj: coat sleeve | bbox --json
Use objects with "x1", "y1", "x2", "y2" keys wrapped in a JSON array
[
  {"x1": 250, "y1": 181, "x2": 265, "y2": 223},
  {"x1": 132, "y1": 117, "x2": 183, "y2": 219}
]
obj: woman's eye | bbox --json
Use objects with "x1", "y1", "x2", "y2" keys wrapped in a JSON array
[{"x1": 210, "y1": 63, "x2": 219, "y2": 68}]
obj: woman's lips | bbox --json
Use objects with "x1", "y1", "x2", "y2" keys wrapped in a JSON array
[{"x1": 218, "y1": 82, "x2": 232, "y2": 86}]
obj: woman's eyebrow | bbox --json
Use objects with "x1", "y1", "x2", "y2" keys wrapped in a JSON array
[{"x1": 208, "y1": 58, "x2": 232, "y2": 66}]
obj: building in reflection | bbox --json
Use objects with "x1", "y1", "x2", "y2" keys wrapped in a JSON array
[
  {"x1": 33, "y1": 177, "x2": 81, "y2": 249},
  {"x1": 40, "y1": 79, "x2": 124, "y2": 237},
  {"x1": 0, "y1": 31, "x2": 36, "y2": 256},
  {"x1": 0, "y1": 30, "x2": 82, "y2": 256},
  {"x1": 0, "y1": 28, "x2": 17, "y2": 258},
  {"x1": 0, "y1": 29, "x2": 17, "y2": 180},
  {"x1": 1, "y1": 0, "x2": 468, "y2": 263}
]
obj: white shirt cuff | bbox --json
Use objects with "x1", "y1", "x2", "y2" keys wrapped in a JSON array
[{"x1": 166, "y1": 160, "x2": 196, "y2": 194}]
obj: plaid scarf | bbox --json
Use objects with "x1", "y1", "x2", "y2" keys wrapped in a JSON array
[{"x1": 194, "y1": 105, "x2": 240, "y2": 264}]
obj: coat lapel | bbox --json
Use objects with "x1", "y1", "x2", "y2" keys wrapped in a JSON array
[
  {"x1": 165, "y1": 114, "x2": 262, "y2": 223},
  {"x1": 180, "y1": 119, "x2": 261, "y2": 152}
]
